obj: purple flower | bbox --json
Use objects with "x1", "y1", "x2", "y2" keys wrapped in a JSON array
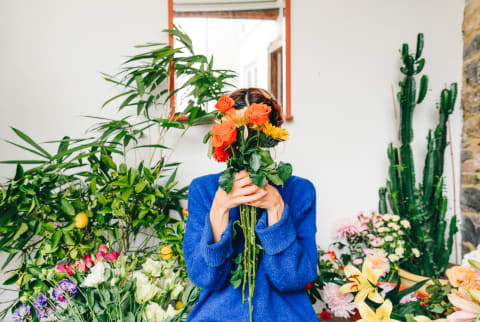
[
  {"x1": 13, "y1": 304, "x2": 31, "y2": 322},
  {"x1": 33, "y1": 293, "x2": 52, "y2": 319},
  {"x1": 53, "y1": 280, "x2": 78, "y2": 303},
  {"x1": 59, "y1": 279, "x2": 78, "y2": 297}
]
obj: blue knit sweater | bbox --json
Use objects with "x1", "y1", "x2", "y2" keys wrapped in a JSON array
[{"x1": 183, "y1": 171, "x2": 318, "y2": 322}]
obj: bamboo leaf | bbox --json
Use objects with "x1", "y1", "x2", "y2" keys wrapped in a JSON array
[{"x1": 10, "y1": 127, "x2": 51, "y2": 158}]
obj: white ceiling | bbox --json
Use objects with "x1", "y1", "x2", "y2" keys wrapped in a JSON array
[{"x1": 173, "y1": 0, "x2": 284, "y2": 12}]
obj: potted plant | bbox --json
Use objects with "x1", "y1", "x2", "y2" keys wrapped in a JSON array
[{"x1": 378, "y1": 33, "x2": 458, "y2": 283}]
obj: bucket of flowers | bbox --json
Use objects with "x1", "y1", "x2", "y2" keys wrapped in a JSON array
[{"x1": 11, "y1": 244, "x2": 199, "y2": 322}]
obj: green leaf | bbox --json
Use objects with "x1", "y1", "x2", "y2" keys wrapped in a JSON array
[
  {"x1": 249, "y1": 153, "x2": 262, "y2": 172},
  {"x1": 134, "y1": 181, "x2": 147, "y2": 194},
  {"x1": 135, "y1": 75, "x2": 145, "y2": 96},
  {"x1": 13, "y1": 223, "x2": 29, "y2": 239},
  {"x1": 101, "y1": 154, "x2": 117, "y2": 170},
  {"x1": 51, "y1": 231, "x2": 63, "y2": 249},
  {"x1": 11, "y1": 127, "x2": 51, "y2": 158},
  {"x1": 90, "y1": 177, "x2": 97, "y2": 193},
  {"x1": 266, "y1": 173, "x2": 283, "y2": 185},
  {"x1": 219, "y1": 170, "x2": 234, "y2": 193},
  {"x1": 102, "y1": 90, "x2": 135, "y2": 108},
  {"x1": 277, "y1": 162, "x2": 293, "y2": 183},
  {"x1": 60, "y1": 198, "x2": 76, "y2": 216},
  {"x1": 250, "y1": 172, "x2": 266, "y2": 189}
]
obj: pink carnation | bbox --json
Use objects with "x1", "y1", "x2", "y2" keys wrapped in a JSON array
[
  {"x1": 335, "y1": 217, "x2": 361, "y2": 239},
  {"x1": 320, "y1": 283, "x2": 356, "y2": 318},
  {"x1": 74, "y1": 261, "x2": 87, "y2": 273},
  {"x1": 66, "y1": 265, "x2": 74, "y2": 276},
  {"x1": 99, "y1": 244, "x2": 108, "y2": 253},
  {"x1": 55, "y1": 264, "x2": 67, "y2": 273},
  {"x1": 364, "y1": 248, "x2": 390, "y2": 276},
  {"x1": 96, "y1": 251, "x2": 106, "y2": 261},
  {"x1": 106, "y1": 251, "x2": 120, "y2": 261},
  {"x1": 84, "y1": 254, "x2": 93, "y2": 267}
]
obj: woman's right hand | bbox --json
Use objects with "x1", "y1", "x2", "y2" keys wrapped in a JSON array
[{"x1": 209, "y1": 170, "x2": 267, "y2": 242}]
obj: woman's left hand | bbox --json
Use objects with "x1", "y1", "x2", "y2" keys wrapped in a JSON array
[{"x1": 248, "y1": 181, "x2": 284, "y2": 226}]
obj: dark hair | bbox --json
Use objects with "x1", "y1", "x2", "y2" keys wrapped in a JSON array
[{"x1": 229, "y1": 88, "x2": 284, "y2": 127}]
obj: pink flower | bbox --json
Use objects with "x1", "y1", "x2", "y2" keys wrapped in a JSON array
[
  {"x1": 363, "y1": 248, "x2": 390, "y2": 276},
  {"x1": 96, "y1": 251, "x2": 106, "y2": 261},
  {"x1": 55, "y1": 264, "x2": 67, "y2": 273},
  {"x1": 320, "y1": 282, "x2": 356, "y2": 318},
  {"x1": 353, "y1": 258, "x2": 363, "y2": 265},
  {"x1": 335, "y1": 217, "x2": 361, "y2": 239},
  {"x1": 74, "y1": 261, "x2": 87, "y2": 273},
  {"x1": 106, "y1": 251, "x2": 119, "y2": 261},
  {"x1": 66, "y1": 265, "x2": 74, "y2": 276},
  {"x1": 99, "y1": 244, "x2": 108, "y2": 253},
  {"x1": 84, "y1": 254, "x2": 93, "y2": 268},
  {"x1": 447, "y1": 292, "x2": 480, "y2": 322}
]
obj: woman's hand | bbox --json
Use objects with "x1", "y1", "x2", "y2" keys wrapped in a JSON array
[
  {"x1": 210, "y1": 170, "x2": 267, "y2": 242},
  {"x1": 248, "y1": 181, "x2": 285, "y2": 227}
]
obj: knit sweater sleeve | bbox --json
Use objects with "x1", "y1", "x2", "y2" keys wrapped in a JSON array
[
  {"x1": 254, "y1": 178, "x2": 318, "y2": 292},
  {"x1": 183, "y1": 178, "x2": 234, "y2": 290}
]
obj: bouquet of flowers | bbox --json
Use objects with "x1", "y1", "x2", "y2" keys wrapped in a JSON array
[
  {"x1": 12, "y1": 244, "x2": 199, "y2": 322},
  {"x1": 204, "y1": 93, "x2": 292, "y2": 320}
]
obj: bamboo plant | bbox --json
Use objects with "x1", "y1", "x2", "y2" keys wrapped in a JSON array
[{"x1": 378, "y1": 33, "x2": 458, "y2": 277}]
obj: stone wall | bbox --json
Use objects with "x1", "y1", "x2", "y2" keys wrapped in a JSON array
[{"x1": 462, "y1": 0, "x2": 480, "y2": 253}]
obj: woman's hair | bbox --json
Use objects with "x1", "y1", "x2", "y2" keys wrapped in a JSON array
[{"x1": 229, "y1": 88, "x2": 284, "y2": 127}]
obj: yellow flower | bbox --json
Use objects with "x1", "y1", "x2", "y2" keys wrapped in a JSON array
[
  {"x1": 357, "y1": 299, "x2": 399, "y2": 322},
  {"x1": 160, "y1": 246, "x2": 173, "y2": 261},
  {"x1": 261, "y1": 122, "x2": 289, "y2": 140},
  {"x1": 16, "y1": 272, "x2": 25, "y2": 286},
  {"x1": 75, "y1": 212, "x2": 89, "y2": 229},
  {"x1": 339, "y1": 258, "x2": 384, "y2": 304},
  {"x1": 175, "y1": 300, "x2": 183, "y2": 310}
]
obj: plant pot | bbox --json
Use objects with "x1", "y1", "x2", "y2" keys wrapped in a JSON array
[
  {"x1": 398, "y1": 268, "x2": 448, "y2": 293},
  {"x1": 350, "y1": 309, "x2": 361, "y2": 322}
]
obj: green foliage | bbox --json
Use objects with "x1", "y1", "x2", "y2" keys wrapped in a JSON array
[
  {"x1": 1, "y1": 26, "x2": 232, "y2": 318},
  {"x1": 379, "y1": 33, "x2": 458, "y2": 277}
]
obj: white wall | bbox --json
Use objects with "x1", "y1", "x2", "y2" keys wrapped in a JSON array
[{"x1": 0, "y1": 0, "x2": 465, "y2": 314}]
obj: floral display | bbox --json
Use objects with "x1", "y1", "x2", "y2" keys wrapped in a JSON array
[
  {"x1": 204, "y1": 93, "x2": 292, "y2": 321},
  {"x1": 11, "y1": 244, "x2": 199, "y2": 322}
]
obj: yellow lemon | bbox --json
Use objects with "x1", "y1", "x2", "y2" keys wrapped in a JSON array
[
  {"x1": 75, "y1": 212, "x2": 89, "y2": 229},
  {"x1": 160, "y1": 246, "x2": 173, "y2": 260},
  {"x1": 175, "y1": 300, "x2": 183, "y2": 310},
  {"x1": 182, "y1": 207, "x2": 188, "y2": 218},
  {"x1": 16, "y1": 272, "x2": 24, "y2": 286}
]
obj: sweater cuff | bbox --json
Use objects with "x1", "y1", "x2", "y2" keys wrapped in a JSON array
[
  {"x1": 255, "y1": 204, "x2": 296, "y2": 255},
  {"x1": 200, "y1": 214, "x2": 234, "y2": 267}
]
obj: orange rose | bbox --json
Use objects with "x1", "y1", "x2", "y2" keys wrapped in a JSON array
[
  {"x1": 446, "y1": 266, "x2": 476, "y2": 287},
  {"x1": 215, "y1": 94, "x2": 235, "y2": 113},
  {"x1": 213, "y1": 146, "x2": 229, "y2": 162},
  {"x1": 211, "y1": 120, "x2": 237, "y2": 147},
  {"x1": 245, "y1": 103, "x2": 271, "y2": 125}
]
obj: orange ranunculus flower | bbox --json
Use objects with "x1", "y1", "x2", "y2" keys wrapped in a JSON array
[
  {"x1": 213, "y1": 146, "x2": 229, "y2": 162},
  {"x1": 446, "y1": 266, "x2": 476, "y2": 287},
  {"x1": 245, "y1": 103, "x2": 271, "y2": 125},
  {"x1": 211, "y1": 120, "x2": 237, "y2": 148},
  {"x1": 215, "y1": 94, "x2": 235, "y2": 113}
]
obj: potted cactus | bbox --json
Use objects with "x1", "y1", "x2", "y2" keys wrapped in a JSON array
[{"x1": 378, "y1": 33, "x2": 458, "y2": 281}]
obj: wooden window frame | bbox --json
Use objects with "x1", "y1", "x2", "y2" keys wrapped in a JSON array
[{"x1": 168, "y1": 0, "x2": 293, "y2": 121}]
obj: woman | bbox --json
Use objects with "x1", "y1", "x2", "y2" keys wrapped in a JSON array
[{"x1": 183, "y1": 88, "x2": 318, "y2": 321}]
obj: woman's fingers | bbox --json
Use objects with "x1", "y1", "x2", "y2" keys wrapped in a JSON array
[
  {"x1": 234, "y1": 170, "x2": 249, "y2": 181},
  {"x1": 236, "y1": 189, "x2": 267, "y2": 205},
  {"x1": 235, "y1": 184, "x2": 259, "y2": 196},
  {"x1": 234, "y1": 176, "x2": 253, "y2": 189}
]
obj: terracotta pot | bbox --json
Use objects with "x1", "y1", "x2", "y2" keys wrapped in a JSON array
[{"x1": 398, "y1": 268, "x2": 448, "y2": 293}]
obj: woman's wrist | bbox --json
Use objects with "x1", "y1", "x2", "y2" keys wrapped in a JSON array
[
  {"x1": 267, "y1": 197, "x2": 284, "y2": 226},
  {"x1": 210, "y1": 199, "x2": 230, "y2": 243}
]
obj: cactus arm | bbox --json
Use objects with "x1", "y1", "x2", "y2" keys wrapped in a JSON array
[
  {"x1": 378, "y1": 188, "x2": 388, "y2": 214},
  {"x1": 417, "y1": 75, "x2": 428, "y2": 104},
  {"x1": 422, "y1": 131, "x2": 435, "y2": 204},
  {"x1": 415, "y1": 33, "x2": 424, "y2": 60}
]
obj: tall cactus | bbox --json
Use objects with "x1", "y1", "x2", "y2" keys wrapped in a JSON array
[{"x1": 379, "y1": 33, "x2": 458, "y2": 277}]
